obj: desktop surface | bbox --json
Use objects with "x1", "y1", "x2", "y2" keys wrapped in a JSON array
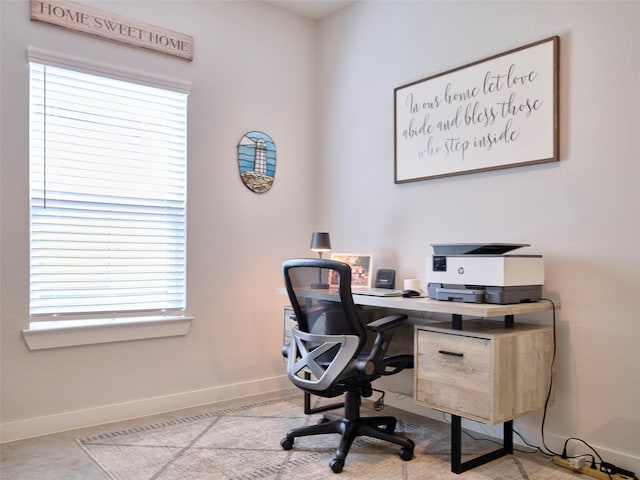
[{"x1": 276, "y1": 287, "x2": 556, "y2": 318}]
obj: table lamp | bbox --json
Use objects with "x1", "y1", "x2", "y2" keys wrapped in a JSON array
[{"x1": 310, "y1": 232, "x2": 331, "y2": 289}]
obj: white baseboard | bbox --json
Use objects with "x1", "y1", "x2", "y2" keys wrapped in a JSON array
[{"x1": 1, "y1": 375, "x2": 292, "y2": 443}]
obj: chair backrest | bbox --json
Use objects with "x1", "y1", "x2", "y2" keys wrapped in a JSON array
[
  {"x1": 282, "y1": 258, "x2": 368, "y2": 393},
  {"x1": 282, "y1": 258, "x2": 367, "y2": 347}
]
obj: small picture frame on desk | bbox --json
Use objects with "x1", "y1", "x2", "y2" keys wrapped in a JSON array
[{"x1": 330, "y1": 253, "x2": 373, "y2": 289}]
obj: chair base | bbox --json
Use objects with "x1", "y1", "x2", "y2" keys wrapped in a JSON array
[{"x1": 281, "y1": 390, "x2": 414, "y2": 473}]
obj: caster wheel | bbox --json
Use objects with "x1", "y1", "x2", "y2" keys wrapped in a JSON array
[
  {"x1": 399, "y1": 447, "x2": 413, "y2": 461},
  {"x1": 329, "y1": 458, "x2": 344, "y2": 473},
  {"x1": 317, "y1": 417, "x2": 329, "y2": 425},
  {"x1": 280, "y1": 437, "x2": 294, "y2": 450}
]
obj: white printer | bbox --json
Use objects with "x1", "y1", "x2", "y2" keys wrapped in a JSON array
[{"x1": 426, "y1": 243, "x2": 544, "y2": 304}]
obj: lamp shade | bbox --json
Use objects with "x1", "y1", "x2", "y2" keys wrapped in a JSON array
[{"x1": 310, "y1": 232, "x2": 331, "y2": 253}]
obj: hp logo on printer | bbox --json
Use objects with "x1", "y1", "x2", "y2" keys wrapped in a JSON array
[{"x1": 458, "y1": 267, "x2": 465, "y2": 275}]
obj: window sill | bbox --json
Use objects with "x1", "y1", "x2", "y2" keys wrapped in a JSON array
[{"x1": 22, "y1": 315, "x2": 193, "y2": 350}]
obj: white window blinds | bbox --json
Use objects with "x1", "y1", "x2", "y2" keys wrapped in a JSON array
[{"x1": 29, "y1": 60, "x2": 188, "y2": 322}]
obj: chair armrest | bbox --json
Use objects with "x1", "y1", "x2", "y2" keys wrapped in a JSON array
[
  {"x1": 366, "y1": 314, "x2": 408, "y2": 332},
  {"x1": 363, "y1": 314, "x2": 409, "y2": 376}
]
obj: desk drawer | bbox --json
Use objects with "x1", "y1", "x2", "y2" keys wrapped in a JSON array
[
  {"x1": 415, "y1": 329, "x2": 492, "y2": 421},
  {"x1": 415, "y1": 322, "x2": 553, "y2": 424}
]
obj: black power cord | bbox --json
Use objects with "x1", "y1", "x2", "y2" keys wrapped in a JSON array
[
  {"x1": 521, "y1": 299, "x2": 637, "y2": 480},
  {"x1": 372, "y1": 388, "x2": 385, "y2": 411},
  {"x1": 539, "y1": 297, "x2": 559, "y2": 457}
]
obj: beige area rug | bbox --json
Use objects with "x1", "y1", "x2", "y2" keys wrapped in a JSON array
[{"x1": 77, "y1": 394, "x2": 575, "y2": 480}]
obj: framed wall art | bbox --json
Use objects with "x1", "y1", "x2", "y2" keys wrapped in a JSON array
[
  {"x1": 237, "y1": 131, "x2": 276, "y2": 193},
  {"x1": 329, "y1": 253, "x2": 373, "y2": 289},
  {"x1": 394, "y1": 36, "x2": 559, "y2": 183}
]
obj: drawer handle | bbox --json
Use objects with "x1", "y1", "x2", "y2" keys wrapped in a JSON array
[{"x1": 438, "y1": 350, "x2": 464, "y2": 357}]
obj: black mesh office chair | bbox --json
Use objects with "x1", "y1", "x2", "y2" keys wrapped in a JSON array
[{"x1": 280, "y1": 258, "x2": 415, "y2": 473}]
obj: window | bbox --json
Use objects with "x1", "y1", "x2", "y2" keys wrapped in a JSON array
[{"x1": 28, "y1": 54, "x2": 189, "y2": 334}]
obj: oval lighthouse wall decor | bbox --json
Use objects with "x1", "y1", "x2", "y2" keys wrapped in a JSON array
[{"x1": 237, "y1": 131, "x2": 276, "y2": 194}]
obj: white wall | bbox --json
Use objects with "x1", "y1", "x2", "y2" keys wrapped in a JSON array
[
  {"x1": 316, "y1": 0, "x2": 640, "y2": 473},
  {"x1": 1, "y1": 0, "x2": 315, "y2": 436},
  {"x1": 2, "y1": 0, "x2": 639, "y2": 474}
]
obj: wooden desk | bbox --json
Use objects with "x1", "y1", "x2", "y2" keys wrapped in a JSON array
[{"x1": 278, "y1": 287, "x2": 557, "y2": 473}]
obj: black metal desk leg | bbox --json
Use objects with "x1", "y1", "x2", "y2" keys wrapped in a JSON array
[
  {"x1": 451, "y1": 415, "x2": 463, "y2": 473},
  {"x1": 504, "y1": 420, "x2": 514, "y2": 453},
  {"x1": 505, "y1": 314, "x2": 514, "y2": 328},
  {"x1": 303, "y1": 373, "x2": 343, "y2": 415},
  {"x1": 450, "y1": 416, "x2": 514, "y2": 474}
]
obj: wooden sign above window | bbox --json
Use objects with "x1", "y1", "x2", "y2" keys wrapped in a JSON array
[{"x1": 31, "y1": 0, "x2": 193, "y2": 61}]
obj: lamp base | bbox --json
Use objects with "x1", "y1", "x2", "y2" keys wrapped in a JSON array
[{"x1": 310, "y1": 283, "x2": 330, "y2": 289}]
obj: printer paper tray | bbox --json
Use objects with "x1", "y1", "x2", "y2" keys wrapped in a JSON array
[{"x1": 428, "y1": 284, "x2": 542, "y2": 304}]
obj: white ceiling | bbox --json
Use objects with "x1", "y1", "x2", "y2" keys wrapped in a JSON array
[{"x1": 264, "y1": 0, "x2": 355, "y2": 20}]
